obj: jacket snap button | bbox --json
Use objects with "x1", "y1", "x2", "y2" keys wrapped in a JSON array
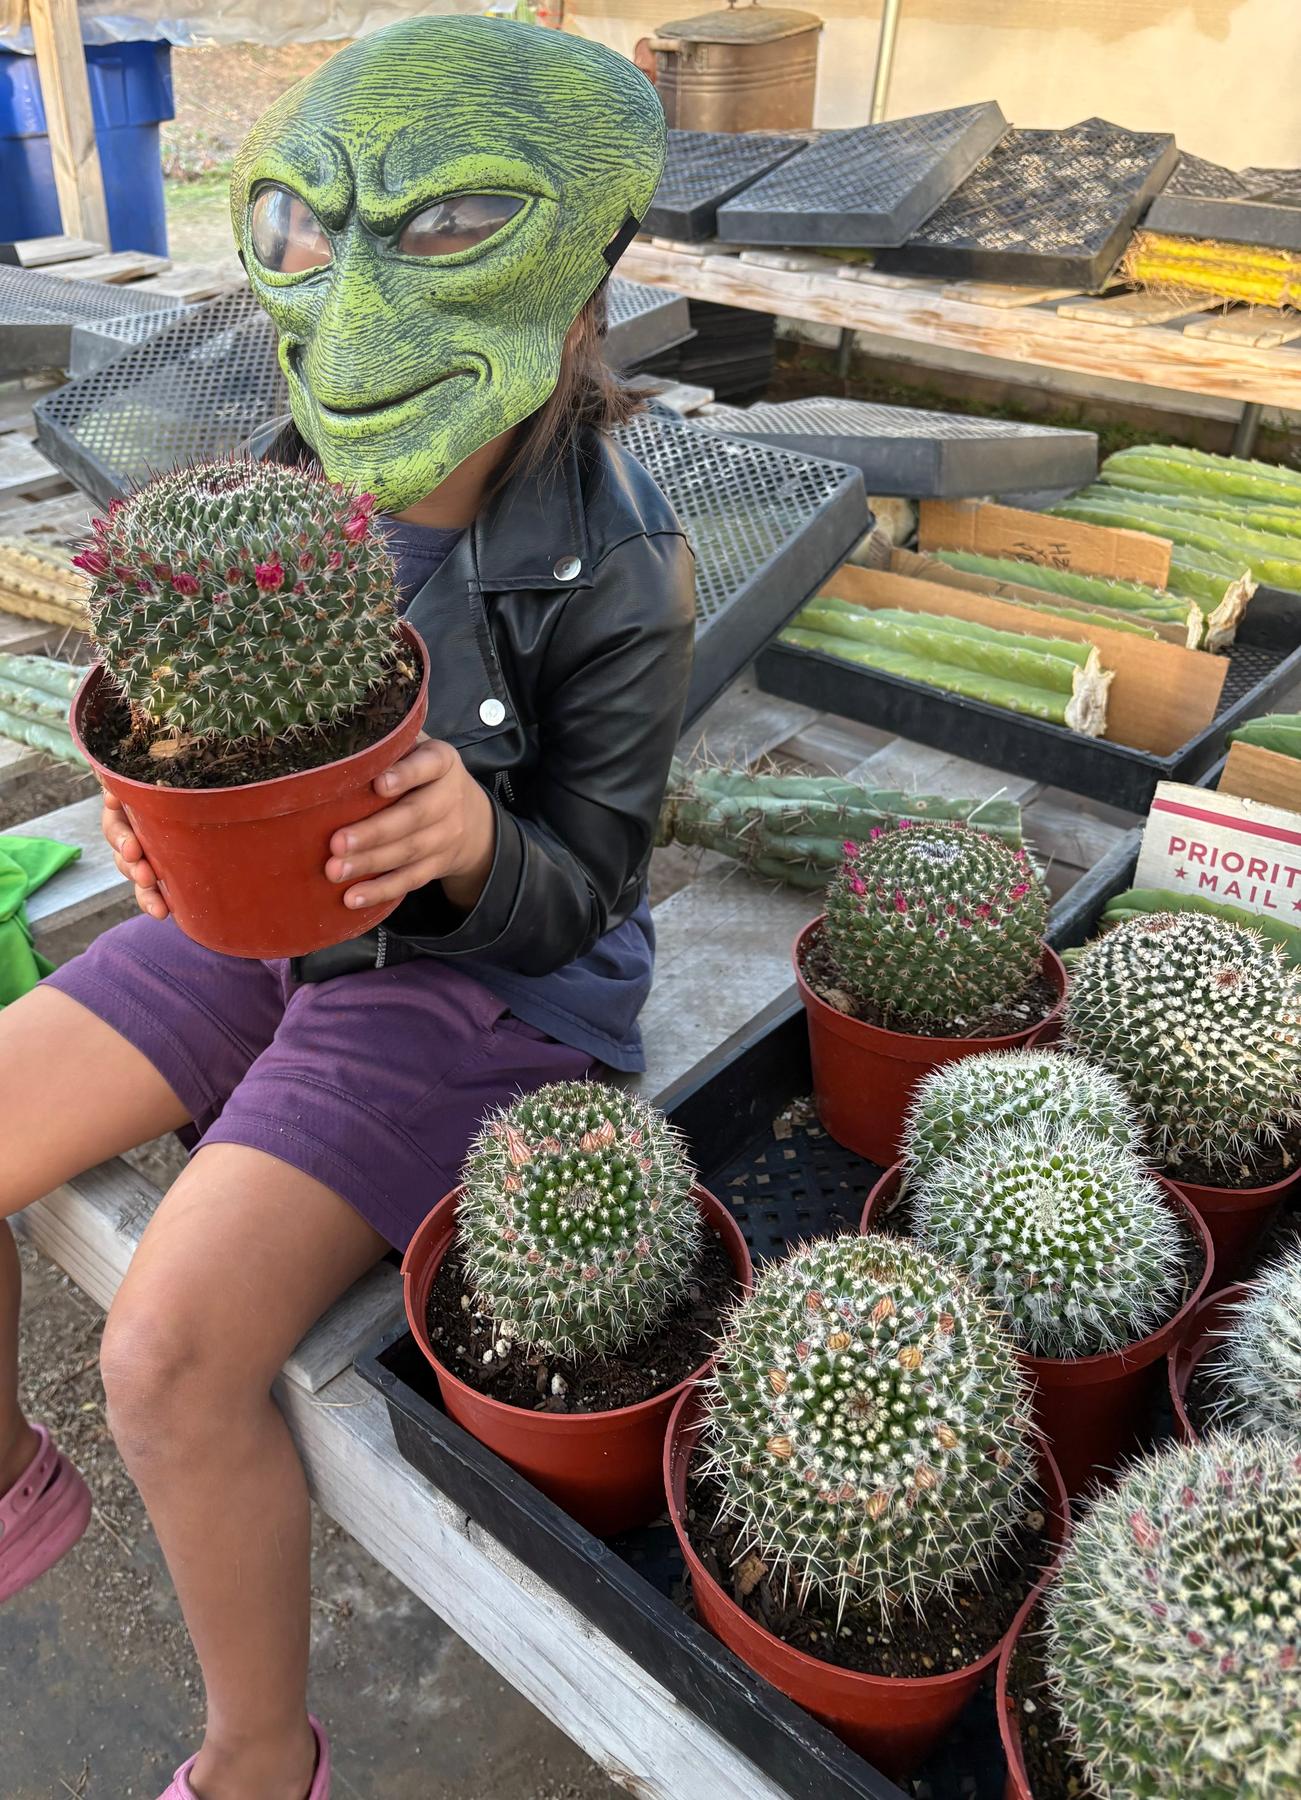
[
  {"x1": 479, "y1": 698, "x2": 506, "y2": 727},
  {"x1": 553, "y1": 555, "x2": 582, "y2": 581}
]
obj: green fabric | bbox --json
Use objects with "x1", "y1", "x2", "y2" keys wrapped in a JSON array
[
  {"x1": 231, "y1": 16, "x2": 665, "y2": 512},
  {"x1": 0, "y1": 834, "x2": 80, "y2": 1007}
]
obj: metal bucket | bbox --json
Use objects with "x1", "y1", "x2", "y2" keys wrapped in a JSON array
[{"x1": 641, "y1": 2, "x2": 822, "y2": 134}]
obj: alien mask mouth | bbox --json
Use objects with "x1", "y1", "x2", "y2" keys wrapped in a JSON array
[{"x1": 304, "y1": 366, "x2": 480, "y2": 425}]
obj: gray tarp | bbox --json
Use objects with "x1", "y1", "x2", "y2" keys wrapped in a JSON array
[{"x1": 0, "y1": 1, "x2": 481, "y2": 52}]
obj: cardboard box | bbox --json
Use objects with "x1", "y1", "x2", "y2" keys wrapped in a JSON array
[
  {"x1": 918, "y1": 498, "x2": 1172, "y2": 588},
  {"x1": 1136, "y1": 780, "x2": 1301, "y2": 922},
  {"x1": 1218, "y1": 739, "x2": 1301, "y2": 813}
]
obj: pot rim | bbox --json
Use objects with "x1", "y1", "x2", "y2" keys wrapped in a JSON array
[
  {"x1": 792, "y1": 917, "x2": 1067, "y2": 1054},
  {"x1": 71, "y1": 619, "x2": 430, "y2": 801},
  {"x1": 1165, "y1": 1161, "x2": 1301, "y2": 1203},
  {"x1": 664, "y1": 1385, "x2": 1069, "y2": 1699},
  {"x1": 1167, "y1": 1281, "x2": 1250, "y2": 1442},
  {"x1": 402, "y1": 1184, "x2": 754, "y2": 1431},
  {"x1": 862, "y1": 1162, "x2": 1216, "y2": 1381}
]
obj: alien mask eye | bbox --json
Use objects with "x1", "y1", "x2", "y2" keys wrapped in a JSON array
[
  {"x1": 250, "y1": 186, "x2": 332, "y2": 274},
  {"x1": 397, "y1": 193, "x2": 525, "y2": 258}
]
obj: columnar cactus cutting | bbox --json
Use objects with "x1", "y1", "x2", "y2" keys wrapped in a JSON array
[
  {"x1": 1209, "y1": 1247, "x2": 1301, "y2": 1438},
  {"x1": 73, "y1": 460, "x2": 404, "y2": 742},
  {"x1": 901, "y1": 1048, "x2": 1140, "y2": 1180},
  {"x1": 458, "y1": 1082, "x2": 702, "y2": 1361},
  {"x1": 912, "y1": 1118, "x2": 1188, "y2": 1359},
  {"x1": 1045, "y1": 1433, "x2": 1301, "y2": 1799},
  {"x1": 701, "y1": 1234, "x2": 1036, "y2": 1617},
  {"x1": 1065, "y1": 911, "x2": 1301, "y2": 1181},
  {"x1": 820, "y1": 821, "x2": 1048, "y2": 1029}
]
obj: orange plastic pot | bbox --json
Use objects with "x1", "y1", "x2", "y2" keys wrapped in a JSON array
[
  {"x1": 402, "y1": 1186, "x2": 753, "y2": 1537},
  {"x1": 1167, "y1": 1283, "x2": 1248, "y2": 1445},
  {"x1": 1166, "y1": 1164, "x2": 1300, "y2": 1283},
  {"x1": 996, "y1": 1583, "x2": 1063, "y2": 1800},
  {"x1": 794, "y1": 918, "x2": 1068, "y2": 1168},
  {"x1": 665, "y1": 1387, "x2": 1069, "y2": 1783},
  {"x1": 71, "y1": 622, "x2": 430, "y2": 960},
  {"x1": 862, "y1": 1164, "x2": 1214, "y2": 1497}
]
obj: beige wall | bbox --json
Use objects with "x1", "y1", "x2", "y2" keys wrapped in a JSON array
[{"x1": 571, "y1": 0, "x2": 1301, "y2": 169}]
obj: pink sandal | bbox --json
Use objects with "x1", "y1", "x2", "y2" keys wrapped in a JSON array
[
  {"x1": 0, "y1": 1423, "x2": 92, "y2": 1605},
  {"x1": 157, "y1": 1715, "x2": 331, "y2": 1799}
]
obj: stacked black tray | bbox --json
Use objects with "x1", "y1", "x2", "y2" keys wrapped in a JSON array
[
  {"x1": 1146, "y1": 151, "x2": 1301, "y2": 253},
  {"x1": 645, "y1": 128, "x2": 809, "y2": 242}
]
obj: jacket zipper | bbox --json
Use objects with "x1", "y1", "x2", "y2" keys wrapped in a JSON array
[{"x1": 495, "y1": 770, "x2": 515, "y2": 806}]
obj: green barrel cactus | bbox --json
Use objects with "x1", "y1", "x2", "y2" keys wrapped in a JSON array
[
  {"x1": 901, "y1": 1047, "x2": 1140, "y2": 1180},
  {"x1": 1046, "y1": 1433, "x2": 1301, "y2": 1799},
  {"x1": 74, "y1": 459, "x2": 404, "y2": 743},
  {"x1": 821, "y1": 821, "x2": 1048, "y2": 1030},
  {"x1": 1065, "y1": 911, "x2": 1301, "y2": 1182},
  {"x1": 912, "y1": 1118, "x2": 1187, "y2": 1359},
  {"x1": 458, "y1": 1081, "x2": 702, "y2": 1361},
  {"x1": 1208, "y1": 1247, "x2": 1301, "y2": 1438},
  {"x1": 701, "y1": 1234, "x2": 1036, "y2": 1617}
]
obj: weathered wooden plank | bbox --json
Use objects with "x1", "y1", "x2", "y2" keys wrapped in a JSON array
[
  {"x1": 1055, "y1": 292, "x2": 1209, "y2": 330},
  {"x1": 1, "y1": 233, "x2": 102, "y2": 268},
  {"x1": 23, "y1": 794, "x2": 123, "y2": 943},
  {"x1": 282, "y1": 1262, "x2": 403, "y2": 1394},
  {"x1": 0, "y1": 436, "x2": 64, "y2": 502},
  {"x1": 832, "y1": 265, "x2": 942, "y2": 292},
  {"x1": 0, "y1": 613, "x2": 57, "y2": 655},
  {"x1": 27, "y1": 0, "x2": 110, "y2": 248},
  {"x1": 948, "y1": 280, "x2": 1082, "y2": 309},
  {"x1": 1182, "y1": 309, "x2": 1301, "y2": 350},
  {"x1": 133, "y1": 258, "x2": 247, "y2": 302},
  {"x1": 777, "y1": 716, "x2": 895, "y2": 775},
  {"x1": 848, "y1": 735, "x2": 1040, "y2": 804},
  {"x1": 46, "y1": 249, "x2": 170, "y2": 284},
  {"x1": 4, "y1": 490, "x2": 97, "y2": 544},
  {"x1": 1021, "y1": 792, "x2": 1130, "y2": 874},
  {"x1": 0, "y1": 733, "x2": 42, "y2": 791},
  {"x1": 680, "y1": 676, "x2": 817, "y2": 767}
]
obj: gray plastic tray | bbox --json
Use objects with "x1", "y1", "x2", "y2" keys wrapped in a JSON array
[
  {"x1": 0, "y1": 264, "x2": 189, "y2": 377},
  {"x1": 692, "y1": 397, "x2": 1097, "y2": 497},
  {"x1": 644, "y1": 129, "x2": 809, "y2": 242},
  {"x1": 716, "y1": 102, "x2": 1008, "y2": 248},
  {"x1": 876, "y1": 118, "x2": 1179, "y2": 288},
  {"x1": 603, "y1": 278, "x2": 694, "y2": 370},
  {"x1": 1146, "y1": 153, "x2": 1301, "y2": 252}
]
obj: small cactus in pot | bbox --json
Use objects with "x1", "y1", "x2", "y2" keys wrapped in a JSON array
[
  {"x1": 1045, "y1": 1432, "x2": 1301, "y2": 1799},
  {"x1": 1204, "y1": 1246, "x2": 1301, "y2": 1438}
]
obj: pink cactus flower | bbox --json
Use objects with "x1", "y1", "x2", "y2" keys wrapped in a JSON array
[
  {"x1": 342, "y1": 512, "x2": 371, "y2": 544},
  {"x1": 254, "y1": 559, "x2": 286, "y2": 593},
  {"x1": 849, "y1": 874, "x2": 867, "y2": 896},
  {"x1": 171, "y1": 572, "x2": 202, "y2": 596},
  {"x1": 71, "y1": 548, "x2": 110, "y2": 577}
]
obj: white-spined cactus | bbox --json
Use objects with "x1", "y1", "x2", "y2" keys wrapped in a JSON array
[
  {"x1": 1207, "y1": 1248, "x2": 1301, "y2": 1438},
  {"x1": 701, "y1": 1234, "x2": 1036, "y2": 1617},
  {"x1": 1065, "y1": 911, "x2": 1301, "y2": 1183},
  {"x1": 901, "y1": 1048, "x2": 1140, "y2": 1181},
  {"x1": 911, "y1": 1118, "x2": 1188, "y2": 1359},
  {"x1": 1045, "y1": 1433, "x2": 1301, "y2": 1800},
  {"x1": 458, "y1": 1082, "x2": 702, "y2": 1361}
]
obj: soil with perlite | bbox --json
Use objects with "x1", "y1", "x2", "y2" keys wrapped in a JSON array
[
  {"x1": 801, "y1": 931, "x2": 1057, "y2": 1040},
  {"x1": 1006, "y1": 1615, "x2": 1099, "y2": 1800}
]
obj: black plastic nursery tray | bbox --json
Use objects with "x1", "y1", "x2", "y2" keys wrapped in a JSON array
[
  {"x1": 715, "y1": 103, "x2": 1008, "y2": 249},
  {"x1": 755, "y1": 586, "x2": 1301, "y2": 816},
  {"x1": 693, "y1": 397, "x2": 1098, "y2": 499},
  {"x1": 0, "y1": 262, "x2": 189, "y2": 377},
  {"x1": 1146, "y1": 153, "x2": 1301, "y2": 253},
  {"x1": 644, "y1": 128, "x2": 810, "y2": 242},
  {"x1": 875, "y1": 118, "x2": 1179, "y2": 289},
  {"x1": 604, "y1": 277, "x2": 695, "y2": 371}
]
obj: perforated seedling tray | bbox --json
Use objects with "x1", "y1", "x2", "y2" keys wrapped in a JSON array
[
  {"x1": 68, "y1": 304, "x2": 198, "y2": 376},
  {"x1": 694, "y1": 397, "x2": 1098, "y2": 498},
  {"x1": 715, "y1": 102, "x2": 1008, "y2": 249},
  {"x1": 0, "y1": 263, "x2": 189, "y2": 377},
  {"x1": 645, "y1": 128, "x2": 810, "y2": 242},
  {"x1": 875, "y1": 118, "x2": 1179, "y2": 288},
  {"x1": 1146, "y1": 153, "x2": 1301, "y2": 253},
  {"x1": 603, "y1": 277, "x2": 695, "y2": 370}
]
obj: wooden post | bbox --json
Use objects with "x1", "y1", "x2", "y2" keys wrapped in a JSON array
[{"x1": 27, "y1": 0, "x2": 110, "y2": 248}]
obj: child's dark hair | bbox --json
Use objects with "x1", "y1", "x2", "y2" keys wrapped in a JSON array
[{"x1": 500, "y1": 284, "x2": 644, "y2": 486}]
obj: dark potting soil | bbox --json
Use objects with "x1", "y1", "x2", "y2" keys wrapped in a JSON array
[
  {"x1": 683, "y1": 1469, "x2": 1051, "y2": 1681},
  {"x1": 1006, "y1": 1613, "x2": 1099, "y2": 1800},
  {"x1": 1164, "y1": 1134, "x2": 1300, "y2": 1193},
  {"x1": 84, "y1": 655, "x2": 421, "y2": 791},
  {"x1": 801, "y1": 930, "x2": 1057, "y2": 1041},
  {"x1": 425, "y1": 1234, "x2": 739, "y2": 1414}
]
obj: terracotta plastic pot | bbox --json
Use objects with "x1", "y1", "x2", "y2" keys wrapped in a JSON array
[
  {"x1": 402, "y1": 1185, "x2": 753, "y2": 1537},
  {"x1": 862, "y1": 1164, "x2": 1214, "y2": 1498},
  {"x1": 1166, "y1": 1163, "x2": 1300, "y2": 1283},
  {"x1": 665, "y1": 1387, "x2": 1069, "y2": 1783},
  {"x1": 793, "y1": 918, "x2": 1068, "y2": 1168},
  {"x1": 71, "y1": 622, "x2": 430, "y2": 960},
  {"x1": 1168, "y1": 1283, "x2": 1248, "y2": 1444},
  {"x1": 996, "y1": 1585, "x2": 1061, "y2": 1800}
]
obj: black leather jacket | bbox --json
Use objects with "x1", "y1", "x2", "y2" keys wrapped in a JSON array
[{"x1": 251, "y1": 421, "x2": 696, "y2": 984}]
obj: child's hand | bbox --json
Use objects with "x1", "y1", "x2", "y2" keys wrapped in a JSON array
[
  {"x1": 101, "y1": 793, "x2": 170, "y2": 920},
  {"x1": 327, "y1": 735, "x2": 496, "y2": 913}
]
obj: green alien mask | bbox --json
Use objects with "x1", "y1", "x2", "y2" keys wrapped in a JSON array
[{"x1": 231, "y1": 16, "x2": 665, "y2": 512}]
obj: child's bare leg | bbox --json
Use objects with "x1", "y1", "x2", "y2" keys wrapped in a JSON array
[
  {"x1": 100, "y1": 1143, "x2": 385, "y2": 1800},
  {"x1": 0, "y1": 987, "x2": 191, "y2": 1491}
]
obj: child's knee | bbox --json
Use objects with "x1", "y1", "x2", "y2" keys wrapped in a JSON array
[{"x1": 99, "y1": 1290, "x2": 256, "y2": 1466}]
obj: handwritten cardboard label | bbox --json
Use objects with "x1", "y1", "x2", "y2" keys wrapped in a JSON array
[{"x1": 1136, "y1": 781, "x2": 1301, "y2": 920}]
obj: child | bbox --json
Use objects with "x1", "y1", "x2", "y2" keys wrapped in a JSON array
[{"x1": 0, "y1": 21, "x2": 691, "y2": 1800}]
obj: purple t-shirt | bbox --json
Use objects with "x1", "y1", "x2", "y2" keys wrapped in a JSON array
[{"x1": 380, "y1": 515, "x2": 653, "y2": 1073}]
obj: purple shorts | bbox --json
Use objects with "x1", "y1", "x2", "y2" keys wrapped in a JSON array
[{"x1": 44, "y1": 915, "x2": 595, "y2": 1249}]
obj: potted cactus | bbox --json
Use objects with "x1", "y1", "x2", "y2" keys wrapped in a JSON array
[
  {"x1": 70, "y1": 459, "x2": 428, "y2": 958},
  {"x1": 1170, "y1": 1245, "x2": 1301, "y2": 1443},
  {"x1": 664, "y1": 1233, "x2": 1068, "y2": 1780},
  {"x1": 402, "y1": 1081, "x2": 752, "y2": 1535},
  {"x1": 1065, "y1": 911, "x2": 1301, "y2": 1277},
  {"x1": 794, "y1": 820, "x2": 1065, "y2": 1165},
  {"x1": 864, "y1": 1105, "x2": 1212, "y2": 1495},
  {"x1": 1001, "y1": 1433, "x2": 1301, "y2": 1800}
]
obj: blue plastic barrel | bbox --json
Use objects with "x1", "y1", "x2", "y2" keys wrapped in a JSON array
[{"x1": 0, "y1": 40, "x2": 174, "y2": 254}]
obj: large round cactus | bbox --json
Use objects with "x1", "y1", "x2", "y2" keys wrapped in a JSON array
[
  {"x1": 1046, "y1": 1433, "x2": 1301, "y2": 1799},
  {"x1": 701, "y1": 1234, "x2": 1036, "y2": 1616},
  {"x1": 912, "y1": 1118, "x2": 1188, "y2": 1358},
  {"x1": 902, "y1": 1047, "x2": 1139, "y2": 1180},
  {"x1": 1208, "y1": 1247, "x2": 1301, "y2": 1438},
  {"x1": 458, "y1": 1082, "x2": 702, "y2": 1361},
  {"x1": 75, "y1": 459, "x2": 403, "y2": 742},
  {"x1": 821, "y1": 821, "x2": 1048, "y2": 1030}
]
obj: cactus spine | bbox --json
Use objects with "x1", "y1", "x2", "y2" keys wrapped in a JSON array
[
  {"x1": 701, "y1": 1234, "x2": 1036, "y2": 1617},
  {"x1": 458, "y1": 1082, "x2": 702, "y2": 1361},
  {"x1": 1208, "y1": 1247, "x2": 1301, "y2": 1439}
]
